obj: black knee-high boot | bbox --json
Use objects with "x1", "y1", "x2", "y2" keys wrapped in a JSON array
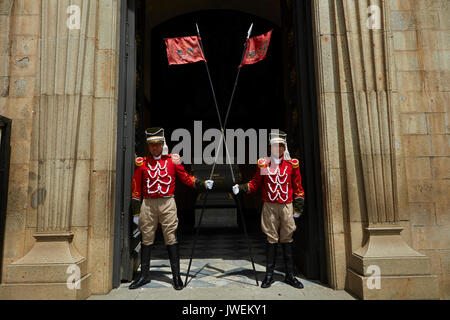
[
  {"x1": 167, "y1": 243, "x2": 184, "y2": 290},
  {"x1": 282, "y1": 242, "x2": 304, "y2": 289},
  {"x1": 261, "y1": 242, "x2": 277, "y2": 288},
  {"x1": 129, "y1": 244, "x2": 152, "y2": 289}
]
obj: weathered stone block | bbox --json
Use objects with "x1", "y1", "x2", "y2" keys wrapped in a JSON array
[
  {"x1": 391, "y1": 11, "x2": 416, "y2": 31},
  {"x1": 409, "y1": 202, "x2": 437, "y2": 226},
  {"x1": 389, "y1": 0, "x2": 412, "y2": 11},
  {"x1": 427, "y1": 113, "x2": 447, "y2": 134},
  {"x1": 412, "y1": 225, "x2": 450, "y2": 250},
  {"x1": 13, "y1": 0, "x2": 41, "y2": 15},
  {"x1": 10, "y1": 15, "x2": 40, "y2": 36},
  {"x1": 393, "y1": 31, "x2": 418, "y2": 50},
  {"x1": 401, "y1": 113, "x2": 428, "y2": 134},
  {"x1": 395, "y1": 51, "x2": 420, "y2": 71},
  {"x1": 402, "y1": 135, "x2": 432, "y2": 157},
  {"x1": 431, "y1": 157, "x2": 450, "y2": 180}
]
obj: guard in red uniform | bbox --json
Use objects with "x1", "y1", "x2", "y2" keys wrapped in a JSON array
[
  {"x1": 129, "y1": 127, "x2": 214, "y2": 290},
  {"x1": 232, "y1": 131, "x2": 305, "y2": 289}
]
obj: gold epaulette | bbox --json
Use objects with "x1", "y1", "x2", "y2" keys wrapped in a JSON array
[
  {"x1": 289, "y1": 158, "x2": 300, "y2": 168},
  {"x1": 135, "y1": 156, "x2": 146, "y2": 167},
  {"x1": 257, "y1": 158, "x2": 268, "y2": 168},
  {"x1": 170, "y1": 153, "x2": 181, "y2": 165}
]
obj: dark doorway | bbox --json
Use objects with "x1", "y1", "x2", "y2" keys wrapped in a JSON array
[
  {"x1": 114, "y1": 0, "x2": 327, "y2": 288},
  {"x1": 142, "y1": 10, "x2": 284, "y2": 236},
  {"x1": 148, "y1": 11, "x2": 284, "y2": 133}
]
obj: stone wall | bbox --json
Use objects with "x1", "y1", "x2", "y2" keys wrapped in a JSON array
[
  {"x1": 0, "y1": 0, "x2": 13, "y2": 99},
  {"x1": 0, "y1": 0, "x2": 120, "y2": 297},
  {"x1": 391, "y1": 0, "x2": 450, "y2": 300},
  {"x1": 0, "y1": 0, "x2": 39, "y2": 279}
]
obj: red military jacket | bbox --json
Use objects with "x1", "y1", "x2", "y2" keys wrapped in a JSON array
[
  {"x1": 246, "y1": 156, "x2": 305, "y2": 204},
  {"x1": 131, "y1": 154, "x2": 197, "y2": 200}
]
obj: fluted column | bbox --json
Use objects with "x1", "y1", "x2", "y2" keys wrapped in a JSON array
[
  {"x1": 340, "y1": 0, "x2": 396, "y2": 225},
  {"x1": 334, "y1": 0, "x2": 439, "y2": 299},
  {"x1": 37, "y1": 0, "x2": 93, "y2": 232}
]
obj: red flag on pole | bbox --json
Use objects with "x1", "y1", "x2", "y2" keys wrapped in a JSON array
[
  {"x1": 164, "y1": 36, "x2": 206, "y2": 65},
  {"x1": 239, "y1": 30, "x2": 272, "y2": 68}
]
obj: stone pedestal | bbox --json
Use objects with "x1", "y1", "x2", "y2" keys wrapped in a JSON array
[
  {"x1": 347, "y1": 226, "x2": 439, "y2": 299},
  {"x1": 0, "y1": 232, "x2": 91, "y2": 300}
]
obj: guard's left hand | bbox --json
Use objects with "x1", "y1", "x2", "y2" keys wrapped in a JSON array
[
  {"x1": 293, "y1": 197, "x2": 304, "y2": 218},
  {"x1": 205, "y1": 180, "x2": 214, "y2": 190}
]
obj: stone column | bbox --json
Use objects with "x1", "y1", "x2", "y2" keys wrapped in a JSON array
[
  {"x1": 1, "y1": 0, "x2": 97, "y2": 299},
  {"x1": 331, "y1": 0, "x2": 440, "y2": 299}
]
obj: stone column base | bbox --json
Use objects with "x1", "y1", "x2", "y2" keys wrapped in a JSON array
[
  {"x1": 347, "y1": 269, "x2": 439, "y2": 300},
  {"x1": 0, "y1": 232, "x2": 91, "y2": 300},
  {"x1": 346, "y1": 225, "x2": 440, "y2": 300},
  {"x1": 0, "y1": 274, "x2": 91, "y2": 300}
]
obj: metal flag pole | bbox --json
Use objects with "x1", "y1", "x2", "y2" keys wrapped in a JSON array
[
  {"x1": 184, "y1": 23, "x2": 236, "y2": 287},
  {"x1": 208, "y1": 22, "x2": 253, "y2": 177},
  {"x1": 220, "y1": 23, "x2": 260, "y2": 287},
  {"x1": 210, "y1": 22, "x2": 260, "y2": 287},
  {"x1": 184, "y1": 23, "x2": 259, "y2": 287},
  {"x1": 183, "y1": 23, "x2": 219, "y2": 288},
  {"x1": 223, "y1": 23, "x2": 253, "y2": 128}
]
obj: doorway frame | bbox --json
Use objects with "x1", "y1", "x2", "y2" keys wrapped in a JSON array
[
  {"x1": 113, "y1": 0, "x2": 339, "y2": 289},
  {"x1": 113, "y1": 0, "x2": 137, "y2": 287},
  {"x1": 0, "y1": 115, "x2": 12, "y2": 284}
]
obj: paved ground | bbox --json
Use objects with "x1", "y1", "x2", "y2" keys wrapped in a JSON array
[{"x1": 89, "y1": 230, "x2": 355, "y2": 300}]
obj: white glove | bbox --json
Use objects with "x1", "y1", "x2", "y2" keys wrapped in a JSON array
[
  {"x1": 205, "y1": 180, "x2": 214, "y2": 190},
  {"x1": 133, "y1": 215, "x2": 139, "y2": 225},
  {"x1": 293, "y1": 213, "x2": 300, "y2": 219},
  {"x1": 232, "y1": 184, "x2": 240, "y2": 195}
]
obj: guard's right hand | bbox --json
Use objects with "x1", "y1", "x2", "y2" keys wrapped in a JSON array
[
  {"x1": 205, "y1": 180, "x2": 214, "y2": 190},
  {"x1": 232, "y1": 184, "x2": 240, "y2": 195},
  {"x1": 133, "y1": 215, "x2": 139, "y2": 225}
]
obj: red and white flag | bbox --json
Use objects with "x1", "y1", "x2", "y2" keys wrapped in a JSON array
[
  {"x1": 164, "y1": 36, "x2": 206, "y2": 65},
  {"x1": 239, "y1": 30, "x2": 273, "y2": 68}
]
